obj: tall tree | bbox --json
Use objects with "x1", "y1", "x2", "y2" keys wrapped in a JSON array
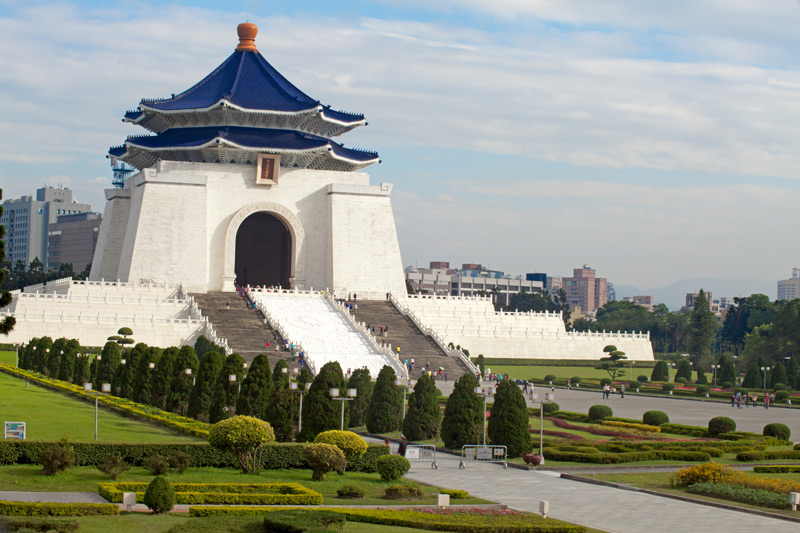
[
  {"x1": 265, "y1": 359, "x2": 299, "y2": 441},
  {"x1": 209, "y1": 353, "x2": 246, "y2": 423},
  {"x1": 57, "y1": 338, "x2": 80, "y2": 383},
  {"x1": 689, "y1": 289, "x2": 716, "y2": 363},
  {"x1": 596, "y1": 345, "x2": 627, "y2": 380},
  {"x1": 718, "y1": 355, "x2": 737, "y2": 386},
  {"x1": 134, "y1": 346, "x2": 161, "y2": 405},
  {"x1": 95, "y1": 341, "x2": 122, "y2": 390},
  {"x1": 487, "y1": 380, "x2": 531, "y2": 457},
  {"x1": 402, "y1": 374, "x2": 441, "y2": 440},
  {"x1": 741, "y1": 362, "x2": 762, "y2": 389},
  {"x1": 188, "y1": 350, "x2": 223, "y2": 422},
  {"x1": 72, "y1": 353, "x2": 91, "y2": 386},
  {"x1": 297, "y1": 361, "x2": 347, "y2": 441},
  {"x1": 441, "y1": 374, "x2": 482, "y2": 449},
  {"x1": 112, "y1": 343, "x2": 141, "y2": 399},
  {"x1": 150, "y1": 347, "x2": 178, "y2": 409},
  {"x1": 236, "y1": 353, "x2": 273, "y2": 417},
  {"x1": 0, "y1": 189, "x2": 16, "y2": 335},
  {"x1": 364, "y1": 365, "x2": 402, "y2": 435},
  {"x1": 651, "y1": 361, "x2": 669, "y2": 382},
  {"x1": 45, "y1": 338, "x2": 67, "y2": 378},
  {"x1": 346, "y1": 368, "x2": 373, "y2": 428},
  {"x1": 771, "y1": 362, "x2": 788, "y2": 388},
  {"x1": 674, "y1": 359, "x2": 692, "y2": 381},
  {"x1": 34, "y1": 337, "x2": 53, "y2": 374},
  {"x1": 166, "y1": 346, "x2": 200, "y2": 416}
]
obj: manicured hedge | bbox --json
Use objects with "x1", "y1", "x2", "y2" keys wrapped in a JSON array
[
  {"x1": 99, "y1": 482, "x2": 322, "y2": 505},
  {"x1": 600, "y1": 421, "x2": 660, "y2": 433},
  {"x1": 660, "y1": 423, "x2": 707, "y2": 437},
  {"x1": 543, "y1": 449, "x2": 711, "y2": 464},
  {"x1": 0, "y1": 441, "x2": 387, "y2": 472},
  {"x1": 0, "y1": 501, "x2": 118, "y2": 517},
  {"x1": 189, "y1": 506, "x2": 587, "y2": 532},
  {"x1": 736, "y1": 449, "x2": 800, "y2": 462},
  {"x1": 686, "y1": 483, "x2": 790, "y2": 510},
  {"x1": 753, "y1": 465, "x2": 800, "y2": 473}
]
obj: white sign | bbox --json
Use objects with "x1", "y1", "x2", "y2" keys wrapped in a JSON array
[
  {"x1": 476, "y1": 447, "x2": 492, "y2": 460},
  {"x1": 405, "y1": 447, "x2": 420, "y2": 460},
  {"x1": 4, "y1": 421, "x2": 25, "y2": 440}
]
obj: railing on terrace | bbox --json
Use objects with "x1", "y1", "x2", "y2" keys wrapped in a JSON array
[
  {"x1": 0, "y1": 309, "x2": 206, "y2": 327},
  {"x1": 389, "y1": 294, "x2": 480, "y2": 376},
  {"x1": 13, "y1": 291, "x2": 191, "y2": 306},
  {"x1": 435, "y1": 324, "x2": 650, "y2": 340}
]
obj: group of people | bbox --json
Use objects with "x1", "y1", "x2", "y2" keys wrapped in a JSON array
[
  {"x1": 730, "y1": 391, "x2": 775, "y2": 409},
  {"x1": 367, "y1": 324, "x2": 390, "y2": 337},
  {"x1": 602, "y1": 383, "x2": 625, "y2": 399}
]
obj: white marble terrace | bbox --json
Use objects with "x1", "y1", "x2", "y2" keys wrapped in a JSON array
[{"x1": 249, "y1": 288, "x2": 408, "y2": 378}]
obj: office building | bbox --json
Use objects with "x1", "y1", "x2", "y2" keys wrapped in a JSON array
[
  {"x1": 562, "y1": 265, "x2": 607, "y2": 315},
  {"x1": 778, "y1": 268, "x2": 800, "y2": 301},
  {"x1": 47, "y1": 212, "x2": 102, "y2": 272}
]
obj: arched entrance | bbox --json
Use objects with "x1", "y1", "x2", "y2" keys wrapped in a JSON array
[{"x1": 234, "y1": 212, "x2": 292, "y2": 288}]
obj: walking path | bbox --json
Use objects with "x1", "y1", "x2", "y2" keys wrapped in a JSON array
[{"x1": 401, "y1": 446, "x2": 799, "y2": 533}]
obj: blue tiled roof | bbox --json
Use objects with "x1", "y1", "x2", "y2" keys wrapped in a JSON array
[
  {"x1": 109, "y1": 126, "x2": 378, "y2": 162},
  {"x1": 139, "y1": 51, "x2": 364, "y2": 124}
]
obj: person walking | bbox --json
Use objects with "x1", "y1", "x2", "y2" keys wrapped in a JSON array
[
  {"x1": 398, "y1": 435, "x2": 407, "y2": 457},
  {"x1": 620, "y1": 384, "x2": 625, "y2": 399}
]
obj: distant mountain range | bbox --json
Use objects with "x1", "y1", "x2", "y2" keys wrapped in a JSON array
[{"x1": 614, "y1": 278, "x2": 777, "y2": 311}]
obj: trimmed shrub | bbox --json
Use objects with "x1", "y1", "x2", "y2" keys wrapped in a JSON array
[
  {"x1": 304, "y1": 443, "x2": 346, "y2": 481},
  {"x1": 695, "y1": 385, "x2": 709, "y2": 394},
  {"x1": 97, "y1": 455, "x2": 129, "y2": 481},
  {"x1": 168, "y1": 451, "x2": 191, "y2": 474},
  {"x1": 441, "y1": 374, "x2": 482, "y2": 449},
  {"x1": 143, "y1": 476, "x2": 175, "y2": 514},
  {"x1": 313, "y1": 431, "x2": 367, "y2": 469},
  {"x1": 763, "y1": 423, "x2": 791, "y2": 441},
  {"x1": 402, "y1": 375, "x2": 442, "y2": 441},
  {"x1": 261, "y1": 517, "x2": 305, "y2": 533},
  {"x1": 662, "y1": 383, "x2": 675, "y2": 392},
  {"x1": 0, "y1": 518, "x2": 79, "y2": 532},
  {"x1": 588, "y1": 404, "x2": 612, "y2": 422},
  {"x1": 754, "y1": 466, "x2": 800, "y2": 473},
  {"x1": 775, "y1": 390, "x2": 790, "y2": 402},
  {"x1": 773, "y1": 383, "x2": 787, "y2": 391},
  {"x1": 0, "y1": 502, "x2": 118, "y2": 517},
  {"x1": 384, "y1": 485, "x2": 424, "y2": 500},
  {"x1": 376, "y1": 454, "x2": 410, "y2": 481},
  {"x1": 440, "y1": 489, "x2": 469, "y2": 499},
  {"x1": 708, "y1": 416, "x2": 736, "y2": 437},
  {"x1": 722, "y1": 381, "x2": 733, "y2": 389},
  {"x1": 364, "y1": 365, "x2": 401, "y2": 435},
  {"x1": 99, "y1": 482, "x2": 322, "y2": 505},
  {"x1": 637, "y1": 375, "x2": 648, "y2": 383},
  {"x1": 642, "y1": 410, "x2": 669, "y2": 426},
  {"x1": 675, "y1": 377, "x2": 688, "y2": 385},
  {"x1": 687, "y1": 482, "x2": 790, "y2": 510},
  {"x1": 488, "y1": 380, "x2": 532, "y2": 457},
  {"x1": 671, "y1": 462, "x2": 741, "y2": 487},
  {"x1": 143, "y1": 455, "x2": 170, "y2": 476},
  {"x1": 336, "y1": 485, "x2": 365, "y2": 499},
  {"x1": 736, "y1": 450, "x2": 764, "y2": 461},
  {"x1": 209, "y1": 416, "x2": 275, "y2": 474},
  {"x1": 570, "y1": 376, "x2": 582, "y2": 385},
  {"x1": 628, "y1": 381, "x2": 639, "y2": 390},
  {"x1": 542, "y1": 401, "x2": 560, "y2": 414},
  {"x1": 599, "y1": 378, "x2": 612, "y2": 387},
  {"x1": 38, "y1": 437, "x2": 75, "y2": 476},
  {"x1": 543, "y1": 374, "x2": 557, "y2": 382}
]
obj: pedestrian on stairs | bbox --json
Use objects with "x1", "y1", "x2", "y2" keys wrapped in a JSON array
[
  {"x1": 353, "y1": 293, "x2": 357, "y2": 302},
  {"x1": 226, "y1": 302, "x2": 230, "y2": 311}
]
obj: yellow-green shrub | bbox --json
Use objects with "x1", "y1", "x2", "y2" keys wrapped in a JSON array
[
  {"x1": 99, "y1": 482, "x2": 322, "y2": 505},
  {"x1": 441, "y1": 489, "x2": 469, "y2": 499},
  {"x1": 600, "y1": 421, "x2": 660, "y2": 433},
  {"x1": 313, "y1": 430, "x2": 367, "y2": 464},
  {"x1": 304, "y1": 443, "x2": 346, "y2": 481},
  {"x1": 671, "y1": 463, "x2": 742, "y2": 487},
  {"x1": 0, "y1": 501, "x2": 118, "y2": 517}
]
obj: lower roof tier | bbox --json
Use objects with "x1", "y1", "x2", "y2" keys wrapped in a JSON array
[{"x1": 108, "y1": 126, "x2": 379, "y2": 172}]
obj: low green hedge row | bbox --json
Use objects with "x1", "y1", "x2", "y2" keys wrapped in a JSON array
[
  {"x1": 735, "y1": 450, "x2": 800, "y2": 462},
  {"x1": 0, "y1": 518, "x2": 79, "y2": 533},
  {"x1": 0, "y1": 441, "x2": 387, "y2": 472},
  {"x1": 100, "y1": 482, "x2": 322, "y2": 505},
  {"x1": 544, "y1": 449, "x2": 711, "y2": 464},
  {"x1": 753, "y1": 465, "x2": 800, "y2": 473},
  {"x1": 0, "y1": 501, "x2": 118, "y2": 517},
  {"x1": 659, "y1": 423, "x2": 707, "y2": 437},
  {"x1": 440, "y1": 489, "x2": 469, "y2": 499},
  {"x1": 686, "y1": 482, "x2": 790, "y2": 510},
  {"x1": 0, "y1": 365, "x2": 209, "y2": 438},
  {"x1": 189, "y1": 506, "x2": 587, "y2": 532}
]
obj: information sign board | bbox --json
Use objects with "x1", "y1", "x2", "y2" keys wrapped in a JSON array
[{"x1": 4, "y1": 421, "x2": 25, "y2": 440}]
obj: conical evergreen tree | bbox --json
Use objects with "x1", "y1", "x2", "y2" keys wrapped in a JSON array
[
  {"x1": 188, "y1": 350, "x2": 223, "y2": 422},
  {"x1": 134, "y1": 346, "x2": 161, "y2": 405},
  {"x1": 46, "y1": 338, "x2": 67, "y2": 378},
  {"x1": 265, "y1": 360, "x2": 299, "y2": 441},
  {"x1": 346, "y1": 368, "x2": 373, "y2": 428},
  {"x1": 771, "y1": 362, "x2": 788, "y2": 388},
  {"x1": 57, "y1": 339, "x2": 80, "y2": 382},
  {"x1": 236, "y1": 354, "x2": 272, "y2": 417},
  {"x1": 650, "y1": 361, "x2": 669, "y2": 382},
  {"x1": 786, "y1": 356, "x2": 799, "y2": 390},
  {"x1": 441, "y1": 374, "x2": 482, "y2": 449},
  {"x1": 166, "y1": 346, "x2": 200, "y2": 415},
  {"x1": 95, "y1": 342, "x2": 122, "y2": 390},
  {"x1": 34, "y1": 337, "x2": 53, "y2": 374},
  {"x1": 719, "y1": 355, "x2": 737, "y2": 385},
  {"x1": 297, "y1": 361, "x2": 347, "y2": 441},
  {"x1": 115, "y1": 343, "x2": 144, "y2": 399},
  {"x1": 209, "y1": 353, "x2": 246, "y2": 423},
  {"x1": 674, "y1": 359, "x2": 692, "y2": 381},
  {"x1": 742, "y1": 362, "x2": 762, "y2": 388},
  {"x1": 487, "y1": 380, "x2": 531, "y2": 457},
  {"x1": 364, "y1": 365, "x2": 401, "y2": 434},
  {"x1": 72, "y1": 354, "x2": 91, "y2": 387},
  {"x1": 150, "y1": 347, "x2": 178, "y2": 409},
  {"x1": 695, "y1": 364, "x2": 708, "y2": 385},
  {"x1": 18, "y1": 340, "x2": 34, "y2": 370},
  {"x1": 402, "y1": 374, "x2": 441, "y2": 440}
]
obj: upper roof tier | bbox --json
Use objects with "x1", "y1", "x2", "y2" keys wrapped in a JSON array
[{"x1": 124, "y1": 23, "x2": 366, "y2": 138}]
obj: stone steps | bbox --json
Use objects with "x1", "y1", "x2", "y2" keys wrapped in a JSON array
[
  {"x1": 353, "y1": 300, "x2": 473, "y2": 381},
  {"x1": 190, "y1": 292, "x2": 307, "y2": 374}
]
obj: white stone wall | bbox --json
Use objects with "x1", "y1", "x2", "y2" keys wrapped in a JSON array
[{"x1": 90, "y1": 189, "x2": 131, "y2": 282}]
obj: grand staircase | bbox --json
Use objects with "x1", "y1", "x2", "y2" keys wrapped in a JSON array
[
  {"x1": 190, "y1": 292, "x2": 304, "y2": 373},
  {"x1": 353, "y1": 300, "x2": 473, "y2": 381}
]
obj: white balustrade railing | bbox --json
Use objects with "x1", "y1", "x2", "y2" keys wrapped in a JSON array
[{"x1": 389, "y1": 294, "x2": 480, "y2": 376}]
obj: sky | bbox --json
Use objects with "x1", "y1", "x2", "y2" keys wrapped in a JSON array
[{"x1": 1, "y1": 0, "x2": 798, "y2": 296}]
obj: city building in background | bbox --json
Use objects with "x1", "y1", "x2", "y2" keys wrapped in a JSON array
[
  {"x1": 682, "y1": 291, "x2": 735, "y2": 318},
  {"x1": 623, "y1": 295, "x2": 655, "y2": 311},
  {"x1": 606, "y1": 282, "x2": 616, "y2": 302},
  {"x1": 47, "y1": 212, "x2": 102, "y2": 272},
  {"x1": 778, "y1": 268, "x2": 800, "y2": 301},
  {"x1": 562, "y1": 265, "x2": 607, "y2": 315},
  {"x1": 1, "y1": 186, "x2": 92, "y2": 268}
]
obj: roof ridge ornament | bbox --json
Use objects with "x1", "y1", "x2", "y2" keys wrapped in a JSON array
[{"x1": 236, "y1": 22, "x2": 258, "y2": 52}]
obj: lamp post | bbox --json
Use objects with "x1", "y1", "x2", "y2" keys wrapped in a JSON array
[
  {"x1": 290, "y1": 381, "x2": 311, "y2": 432},
  {"x1": 711, "y1": 364, "x2": 720, "y2": 387},
  {"x1": 629, "y1": 360, "x2": 635, "y2": 380},
  {"x1": 85, "y1": 382, "x2": 111, "y2": 441},
  {"x1": 330, "y1": 388, "x2": 357, "y2": 430},
  {"x1": 666, "y1": 362, "x2": 675, "y2": 382},
  {"x1": 535, "y1": 391, "x2": 555, "y2": 460},
  {"x1": 185, "y1": 367, "x2": 194, "y2": 386},
  {"x1": 395, "y1": 378, "x2": 416, "y2": 423},
  {"x1": 761, "y1": 366, "x2": 771, "y2": 391},
  {"x1": 474, "y1": 387, "x2": 490, "y2": 446}
]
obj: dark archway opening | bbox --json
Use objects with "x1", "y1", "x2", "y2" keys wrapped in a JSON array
[{"x1": 235, "y1": 212, "x2": 291, "y2": 288}]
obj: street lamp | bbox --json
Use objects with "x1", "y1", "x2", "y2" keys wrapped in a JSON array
[
  {"x1": 186, "y1": 368, "x2": 195, "y2": 386},
  {"x1": 85, "y1": 382, "x2": 111, "y2": 441},
  {"x1": 761, "y1": 366, "x2": 771, "y2": 391},
  {"x1": 474, "y1": 387, "x2": 490, "y2": 446},
  {"x1": 711, "y1": 364, "x2": 720, "y2": 387},
  {"x1": 290, "y1": 381, "x2": 311, "y2": 432},
  {"x1": 395, "y1": 378, "x2": 416, "y2": 422},
  {"x1": 666, "y1": 362, "x2": 675, "y2": 382},
  {"x1": 330, "y1": 388, "x2": 357, "y2": 430},
  {"x1": 229, "y1": 374, "x2": 241, "y2": 395},
  {"x1": 534, "y1": 391, "x2": 555, "y2": 462}
]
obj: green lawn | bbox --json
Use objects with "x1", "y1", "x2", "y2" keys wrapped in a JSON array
[
  {"x1": 0, "y1": 350, "x2": 17, "y2": 366},
  {"x1": 490, "y1": 364, "x2": 696, "y2": 382},
  {"x1": 0, "y1": 465, "x2": 492, "y2": 506},
  {"x1": 0, "y1": 371, "x2": 201, "y2": 442}
]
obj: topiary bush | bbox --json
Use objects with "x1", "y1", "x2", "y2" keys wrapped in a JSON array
[
  {"x1": 570, "y1": 376, "x2": 581, "y2": 385},
  {"x1": 628, "y1": 381, "x2": 639, "y2": 390},
  {"x1": 696, "y1": 385, "x2": 710, "y2": 394},
  {"x1": 599, "y1": 378, "x2": 612, "y2": 387},
  {"x1": 542, "y1": 401, "x2": 560, "y2": 414},
  {"x1": 441, "y1": 489, "x2": 469, "y2": 499},
  {"x1": 708, "y1": 416, "x2": 737, "y2": 437},
  {"x1": 775, "y1": 390, "x2": 790, "y2": 402},
  {"x1": 209, "y1": 416, "x2": 275, "y2": 474},
  {"x1": 376, "y1": 454, "x2": 411, "y2": 481},
  {"x1": 544, "y1": 374, "x2": 557, "y2": 382},
  {"x1": 675, "y1": 377, "x2": 688, "y2": 385},
  {"x1": 304, "y1": 443, "x2": 346, "y2": 481},
  {"x1": 38, "y1": 437, "x2": 75, "y2": 476},
  {"x1": 384, "y1": 484, "x2": 424, "y2": 500},
  {"x1": 97, "y1": 455, "x2": 130, "y2": 481},
  {"x1": 588, "y1": 405, "x2": 612, "y2": 422},
  {"x1": 643, "y1": 410, "x2": 669, "y2": 426},
  {"x1": 722, "y1": 381, "x2": 733, "y2": 389},
  {"x1": 314, "y1": 430, "x2": 367, "y2": 471},
  {"x1": 763, "y1": 423, "x2": 791, "y2": 441},
  {"x1": 168, "y1": 451, "x2": 191, "y2": 474},
  {"x1": 143, "y1": 476, "x2": 175, "y2": 514},
  {"x1": 637, "y1": 375, "x2": 648, "y2": 383},
  {"x1": 336, "y1": 485, "x2": 365, "y2": 499},
  {"x1": 773, "y1": 383, "x2": 787, "y2": 391},
  {"x1": 143, "y1": 455, "x2": 170, "y2": 476},
  {"x1": 662, "y1": 383, "x2": 675, "y2": 392}
]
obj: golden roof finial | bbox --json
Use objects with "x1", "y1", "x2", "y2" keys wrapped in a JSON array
[{"x1": 236, "y1": 22, "x2": 258, "y2": 52}]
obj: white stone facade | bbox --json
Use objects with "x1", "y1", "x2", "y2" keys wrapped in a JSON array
[{"x1": 90, "y1": 161, "x2": 407, "y2": 299}]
